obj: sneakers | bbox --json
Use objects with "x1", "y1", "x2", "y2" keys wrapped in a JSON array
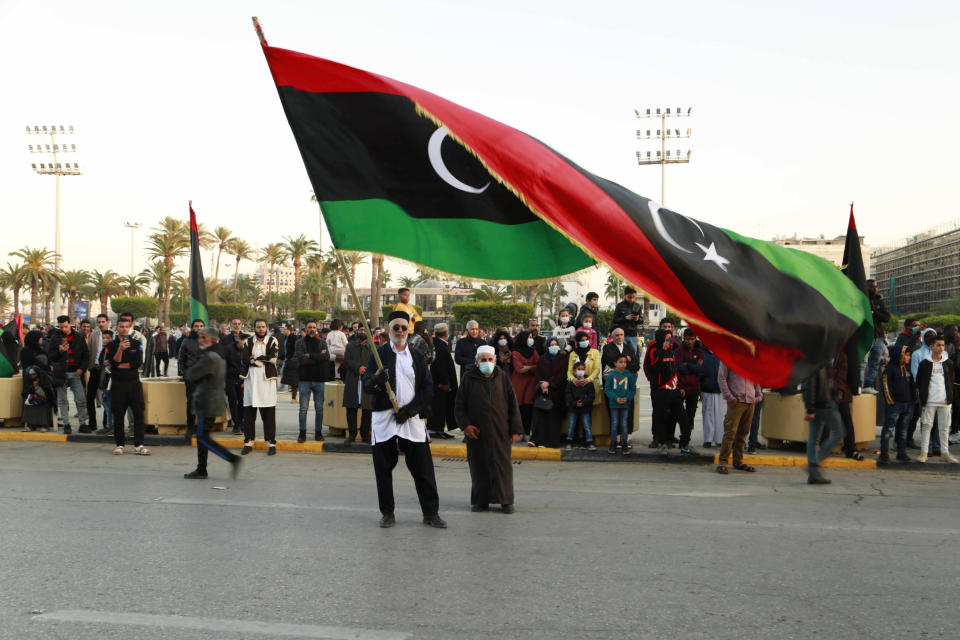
[
  {"x1": 747, "y1": 445, "x2": 758, "y2": 455},
  {"x1": 918, "y1": 453, "x2": 928, "y2": 463},
  {"x1": 315, "y1": 433, "x2": 325, "y2": 442},
  {"x1": 703, "y1": 442, "x2": 712, "y2": 448},
  {"x1": 896, "y1": 452, "x2": 912, "y2": 462},
  {"x1": 78, "y1": 424, "x2": 93, "y2": 434},
  {"x1": 21, "y1": 425, "x2": 31, "y2": 432},
  {"x1": 878, "y1": 452, "x2": 890, "y2": 464},
  {"x1": 184, "y1": 469, "x2": 208, "y2": 479},
  {"x1": 587, "y1": 443, "x2": 597, "y2": 452},
  {"x1": 943, "y1": 453, "x2": 959, "y2": 463},
  {"x1": 241, "y1": 444, "x2": 253, "y2": 455},
  {"x1": 297, "y1": 432, "x2": 307, "y2": 443},
  {"x1": 861, "y1": 386, "x2": 878, "y2": 395},
  {"x1": 565, "y1": 443, "x2": 572, "y2": 451},
  {"x1": 134, "y1": 445, "x2": 151, "y2": 456},
  {"x1": 608, "y1": 446, "x2": 617, "y2": 455},
  {"x1": 658, "y1": 443, "x2": 668, "y2": 457},
  {"x1": 949, "y1": 433, "x2": 960, "y2": 445},
  {"x1": 113, "y1": 446, "x2": 123, "y2": 455},
  {"x1": 680, "y1": 446, "x2": 697, "y2": 456},
  {"x1": 62, "y1": 425, "x2": 72, "y2": 435},
  {"x1": 267, "y1": 446, "x2": 277, "y2": 456},
  {"x1": 95, "y1": 427, "x2": 112, "y2": 435}
]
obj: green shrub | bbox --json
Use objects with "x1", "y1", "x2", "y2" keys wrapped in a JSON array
[
  {"x1": 294, "y1": 310, "x2": 328, "y2": 323},
  {"x1": 917, "y1": 315, "x2": 960, "y2": 330},
  {"x1": 168, "y1": 311, "x2": 189, "y2": 328},
  {"x1": 450, "y1": 302, "x2": 535, "y2": 329},
  {"x1": 111, "y1": 296, "x2": 158, "y2": 320},
  {"x1": 207, "y1": 303, "x2": 251, "y2": 324}
]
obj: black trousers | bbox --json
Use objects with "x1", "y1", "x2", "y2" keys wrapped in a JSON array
[
  {"x1": 225, "y1": 375, "x2": 244, "y2": 428},
  {"x1": 372, "y1": 436, "x2": 440, "y2": 517},
  {"x1": 651, "y1": 388, "x2": 684, "y2": 446},
  {"x1": 519, "y1": 404, "x2": 533, "y2": 436},
  {"x1": 154, "y1": 353, "x2": 169, "y2": 376},
  {"x1": 427, "y1": 388, "x2": 457, "y2": 433},
  {"x1": 85, "y1": 368, "x2": 100, "y2": 427},
  {"x1": 681, "y1": 390, "x2": 700, "y2": 447},
  {"x1": 243, "y1": 406, "x2": 277, "y2": 444},
  {"x1": 346, "y1": 408, "x2": 371, "y2": 441},
  {"x1": 838, "y1": 402, "x2": 856, "y2": 453},
  {"x1": 532, "y1": 405, "x2": 565, "y2": 448},
  {"x1": 111, "y1": 378, "x2": 145, "y2": 448},
  {"x1": 185, "y1": 380, "x2": 197, "y2": 429},
  {"x1": 197, "y1": 415, "x2": 239, "y2": 472}
]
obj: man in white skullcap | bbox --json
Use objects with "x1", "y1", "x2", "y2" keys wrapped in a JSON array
[{"x1": 363, "y1": 310, "x2": 446, "y2": 529}]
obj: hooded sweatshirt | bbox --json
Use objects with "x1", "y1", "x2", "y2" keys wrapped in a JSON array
[
  {"x1": 917, "y1": 350, "x2": 955, "y2": 406},
  {"x1": 882, "y1": 344, "x2": 915, "y2": 405},
  {"x1": 646, "y1": 329, "x2": 679, "y2": 390},
  {"x1": 910, "y1": 328, "x2": 937, "y2": 378}
]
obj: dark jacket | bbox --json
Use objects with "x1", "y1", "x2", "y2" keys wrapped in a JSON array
[
  {"x1": 220, "y1": 331, "x2": 250, "y2": 377},
  {"x1": 801, "y1": 365, "x2": 838, "y2": 413},
  {"x1": 431, "y1": 337, "x2": 459, "y2": 393},
  {"x1": 612, "y1": 300, "x2": 642, "y2": 337},
  {"x1": 102, "y1": 335, "x2": 144, "y2": 383},
  {"x1": 19, "y1": 331, "x2": 47, "y2": 372},
  {"x1": 295, "y1": 335, "x2": 330, "y2": 383},
  {"x1": 177, "y1": 336, "x2": 203, "y2": 377},
  {"x1": 342, "y1": 337, "x2": 373, "y2": 411},
  {"x1": 882, "y1": 345, "x2": 916, "y2": 405},
  {"x1": 281, "y1": 332, "x2": 301, "y2": 386},
  {"x1": 22, "y1": 365, "x2": 57, "y2": 414},
  {"x1": 185, "y1": 347, "x2": 226, "y2": 417},
  {"x1": 536, "y1": 350, "x2": 568, "y2": 407},
  {"x1": 916, "y1": 355, "x2": 955, "y2": 406},
  {"x1": 240, "y1": 334, "x2": 280, "y2": 380},
  {"x1": 565, "y1": 379, "x2": 596, "y2": 413},
  {"x1": 601, "y1": 341, "x2": 640, "y2": 374},
  {"x1": 455, "y1": 366, "x2": 523, "y2": 437},
  {"x1": 676, "y1": 342, "x2": 705, "y2": 392},
  {"x1": 831, "y1": 351, "x2": 853, "y2": 404},
  {"x1": 46, "y1": 328, "x2": 89, "y2": 384},
  {"x1": 575, "y1": 304, "x2": 604, "y2": 336},
  {"x1": 870, "y1": 293, "x2": 891, "y2": 339},
  {"x1": 893, "y1": 329, "x2": 920, "y2": 355},
  {"x1": 699, "y1": 346, "x2": 720, "y2": 393},
  {"x1": 454, "y1": 335, "x2": 486, "y2": 369},
  {"x1": 363, "y1": 342, "x2": 433, "y2": 416},
  {"x1": 646, "y1": 330, "x2": 679, "y2": 391}
]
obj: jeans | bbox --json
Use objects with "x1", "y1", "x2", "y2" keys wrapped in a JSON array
[
  {"x1": 881, "y1": 402, "x2": 912, "y2": 456},
  {"x1": 748, "y1": 399, "x2": 763, "y2": 447},
  {"x1": 567, "y1": 411, "x2": 593, "y2": 443},
  {"x1": 863, "y1": 337, "x2": 886, "y2": 388},
  {"x1": 298, "y1": 380, "x2": 325, "y2": 434},
  {"x1": 56, "y1": 371, "x2": 88, "y2": 426},
  {"x1": 101, "y1": 391, "x2": 113, "y2": 428},
  {"x1": 807, "y1": 407, "x2": 844, "y2": 467},
  {"x1": 625, "y1": 336, "x2": 639, "y2": 352},
  {"x1": 610, "y1": 407, "x2": 629, "y2": 444}
]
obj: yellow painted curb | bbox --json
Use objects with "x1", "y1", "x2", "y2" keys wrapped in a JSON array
[
  {"x1": 713, "y1": 453, "x2": 876, "y2": 469},
  {"x1": 429, "y1": 442, "x2": 562, "y2": 462},
  {"x1": 0, "y1": 432, "x2": 68, "y2": 442},
  {"x1": 192, "y1": 438, "x2": 325, "y2": 454}
]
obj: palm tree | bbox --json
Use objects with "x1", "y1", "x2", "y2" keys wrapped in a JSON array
[
  {"x1": 0, "y1": 262, "x2": 27, "y2": 317},
  {"x1": 59, "y1": 269, "x2": 91, "y2": 319},
  {"x1": 604, "y1": 270, "x2": 625, "y2": 302},
  {"x1": 259, "y1": 243, "x2": 286, "y2": 315},
  {"x1": 398, "y1": 275, "x2": 418, "y2": 289},
  {"x1": 118, "y1": 273, "x2": 151, "y2": 297},
  {"x1": 142, "y1": 261, "x2": 181, "y2": 324},
  {"x1": 370, "y1": 253, "x2": 384, "y2": 326},
  {"x1": 472, "y1": 284, "x2": 509, "y2": 303},
  {"x1": 211, "y1": 226, "x2": 233, "y2": 280},
  {"x1": 415, "y1": 266, "x2": 440, "y2": 283},
  {"x1": 538, "y1": 280, "x2": 569, "y2": 319},
  {"x1": 8, "y1": 246, "x2": 57, "y2": 321},
  {"x1": 282, "y1": 234, "x2": 319, "y2": 313},
  {"x1": 229, "y1": 239, "x2": 255, "y2": 302},
  {"x1": 300, "y1": 269, "x2": 324, "y2": 310},
  {"x1": 86, "y1": 270, "x2": 123, "y2": 315},
  {"x1": 0, "y1": 290, "x2": 9, "y2": 317}
]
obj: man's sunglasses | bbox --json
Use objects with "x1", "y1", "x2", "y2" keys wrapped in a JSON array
[{"x1": 391, "y1": 325, "x2": 408, "y2": 332}]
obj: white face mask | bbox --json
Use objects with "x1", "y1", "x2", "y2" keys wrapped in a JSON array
[
  {"x1": 582, "y1": 322, "x2": 592, "y2": 329},
  {"x1": 575, "y1": 369, "x2": 585, "y2": 378},
  {"x1": 560, "y1": 316, "x2": 570, "y2": 325},
  {"x1": 497, "y1": 338, "x2": 508, "y2": 346},
  {"x1": 526, "y1": 338, "x2": 535, "y2": 347}
]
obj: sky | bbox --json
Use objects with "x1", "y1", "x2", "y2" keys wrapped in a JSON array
[{"x1": 1, "y1": 0, "x2": 958, "y2": 300}]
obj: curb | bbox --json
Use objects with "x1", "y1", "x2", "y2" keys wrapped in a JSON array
[
  {"x1": 0, "y1": 431, "x2": 67, "y2": 442},
  {"x1": 713, "y1": 453, "x2": 877, "y2": 470}
]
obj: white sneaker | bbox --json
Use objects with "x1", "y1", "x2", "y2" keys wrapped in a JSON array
[
  {"x1": 918, "y1": 453, "x2": 928, "y2": 463},
  {"x1": 943, "y1": 453, "x2": 959, "y2": 463},
  {"x1": 135, "y1": 445, "x2": 151, "y2": 456},
  {"x1": 949, "y1": 434, "x2": 960, "y2": 444},
  {"x1": 113, "y1": 446, "x2": 124, "y2": 455},
  {"x1": 861, "y1": 387, "x2": 878, "y2": 395}
]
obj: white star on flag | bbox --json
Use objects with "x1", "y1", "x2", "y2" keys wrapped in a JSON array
[{"x1": 695, "y1": 242, "x2": 730, "y2": 272}]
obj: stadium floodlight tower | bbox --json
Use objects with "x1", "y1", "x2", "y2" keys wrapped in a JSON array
[
  {"x1": 634, "y1": 107, "x2": 692, "y2": 206},
  {"x1": 27, "y1": 124, "x2": 83, "y2": 316}
]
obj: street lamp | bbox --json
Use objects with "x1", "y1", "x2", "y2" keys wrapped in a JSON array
[
  {"x1": 633, "y1": 107, "x2": 692, "y2": 205},
  {"x1": 27, "y1": 124, "x2": 82, "y2": 317},
  {"x1": 123, "y1": 222, "x2": 141, "y2": 277}
]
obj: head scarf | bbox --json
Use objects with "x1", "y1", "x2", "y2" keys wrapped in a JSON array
[
  {"x1": 490, "y1": 329, "x2": 513, "y2": 352},
  {"x1": 544, "y1": 336, "x2": 562, "y2": 361},
  {"x1": 514, "y1": 330, "x2": 535, "y2": 359},
  {"x1": 574, "y1": 330, "x2": 591, "y2": 362}
]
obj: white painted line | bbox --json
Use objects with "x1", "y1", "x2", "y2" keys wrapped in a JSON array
[
  {"x1": 684, "y1": 518, "x2": 959, "y2": 536},
  {"x1": 34, "y1": 610, "x2": 410, "y2": 640}
]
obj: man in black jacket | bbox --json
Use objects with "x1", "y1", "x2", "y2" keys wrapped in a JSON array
[
  {"x1": 612, "y1": 288, "x2": 642, "y2": 353},
  {"x1": 362, "y1": 311, "x2": 445, "y2": 529},
  {"x1": 428, "y1": 323, "x2": 458, "y2": 439},
  {"x1": 177, "y1": 319, "x2": 206, "y2": 436},
  {"x1": 184, "y1": 328, "x2": 240, "y2": 479},
  {"x1": 862, "y1": 279, "x2": 892, "y2": 395},
  {"x1": 47, "y1": 315, "x2": 90, "y2": 433},
  {"x1": 801, "y1": 365, "x2": 843, "y2": 484},
  {"x1": 454, "y1": 320, "x2": 486, "y2": 380},
  {"x1": 221, "y1": 318, "x2": 250, "y2": 435},
  {"x1": 103, "y1": 316, "x2": 150, "y2": 456},
  {"x1": 295, "y1": 320, "x2": 329, "y2": 443}
]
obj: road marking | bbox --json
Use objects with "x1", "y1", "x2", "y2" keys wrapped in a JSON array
[
  {"x1": 34, "y1": 610, "x2": 410, "y2": 639},
  {"x1": 682, "y1": 518, "x2": 959, "y2": 536}
]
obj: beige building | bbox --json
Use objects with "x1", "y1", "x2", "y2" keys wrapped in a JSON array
[
  {"x1": 254, "y1": 263, "x2": 296, "y2": 294},
  {"x1": 771, "y1": 234, "x2": 871, "y2": 275}
]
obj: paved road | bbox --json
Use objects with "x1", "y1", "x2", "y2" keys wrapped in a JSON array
[{"x1": 2, "y1": 442, "x2": 959, "y2": 639}]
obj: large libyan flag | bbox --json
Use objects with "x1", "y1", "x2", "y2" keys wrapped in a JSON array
[{"x1": 258, "y1": 40, "x2": 872, "y2": 387}]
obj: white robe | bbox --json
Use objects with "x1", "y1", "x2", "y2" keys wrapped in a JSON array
[{"x1": 243, "y1": 337, "x2": 278, "y2": 408}]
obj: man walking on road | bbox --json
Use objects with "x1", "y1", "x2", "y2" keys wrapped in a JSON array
[
  {"x1": 363, "y1": 311, "x2": 446, "y2": 529},
  {"x1": 177, "y1": 319, "x2": 206, "y2": 438},
  {"x1": 802, "y1": 364, "x2": 844, "y2": 484},
  {"x1": 184, "y1": 328, "x2": 240, "y2": 479}
]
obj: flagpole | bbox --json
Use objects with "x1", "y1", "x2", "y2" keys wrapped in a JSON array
[{"x1": 253, "y1": 16, "x2": 398, "y2": 413}]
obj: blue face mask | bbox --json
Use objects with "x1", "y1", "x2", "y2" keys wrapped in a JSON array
[
  {"x1": 548, "y1": 345, "x2": 560, "y2": 355},
  {"x1": 579, "y1": 340, "x2": 590, "y2": 349},
  {"x1": 478, "y1": 362, "x2": 495, "y2": 375},
  {"x1": 912, "y1": 326, "x2": 920, "y2": 335}
]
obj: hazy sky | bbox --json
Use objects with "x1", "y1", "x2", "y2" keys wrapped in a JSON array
[{"x1": 1, "y1": 0, "x2": 957, "y2": 295}]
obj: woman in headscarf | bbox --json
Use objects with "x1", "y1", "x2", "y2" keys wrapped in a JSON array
[
  {"x1": 510, "y1": 330, "x2": 540, "y2": 440},
  {"x1": 489, "y1": 329, "x2": 514, "y2": 375},
  {"x1": 20, "y1": 330, "x2": 47, "y2": 371},
  {"x1": 21, "y1": 365, "x2": 56, "y2": 432},
  {"x1": 566, "y1": 330, "x2": 603, "y2": 446},
  {"x1": 531, "y1": 336, "x2": 567, "y2": 448}
]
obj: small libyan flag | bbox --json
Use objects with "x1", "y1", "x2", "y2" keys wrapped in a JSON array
[
  {"x1": 256, "y1": 27, "x2": 872, "y2": 387},
  {"x1": 189, "y1": 202, "x2": 209, "y2": 326},
  {"x1": 0, "y1": 315, "x2": 23, "y2": 378}
]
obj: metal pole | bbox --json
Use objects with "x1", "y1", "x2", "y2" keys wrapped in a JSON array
[
  {"x1": 129, "y1": 226, "x2": 135, "y2": 276},
  {"x1": 52, "y1": 131, "x2": 62, "y2": 317},
  {"x1": 661, "y1": 112, "x2": 666, "y2": 205}
]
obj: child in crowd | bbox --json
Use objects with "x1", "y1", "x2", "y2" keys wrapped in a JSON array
[
  {"x1": 98, "y1": 329, "x2": 115, "y2": 431},
  {"x1": 880, "y1": 345, "x2": 915, "y2": 463},
  {"x1": 565, "y1": 361, "x2": 596, "y2": 451},
  {"x1": 578, "y1": 313, "x2": 599, "y2": 350},
  {"x1": 604, "y1": 354, "x2": 636, "y2": 455}
]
